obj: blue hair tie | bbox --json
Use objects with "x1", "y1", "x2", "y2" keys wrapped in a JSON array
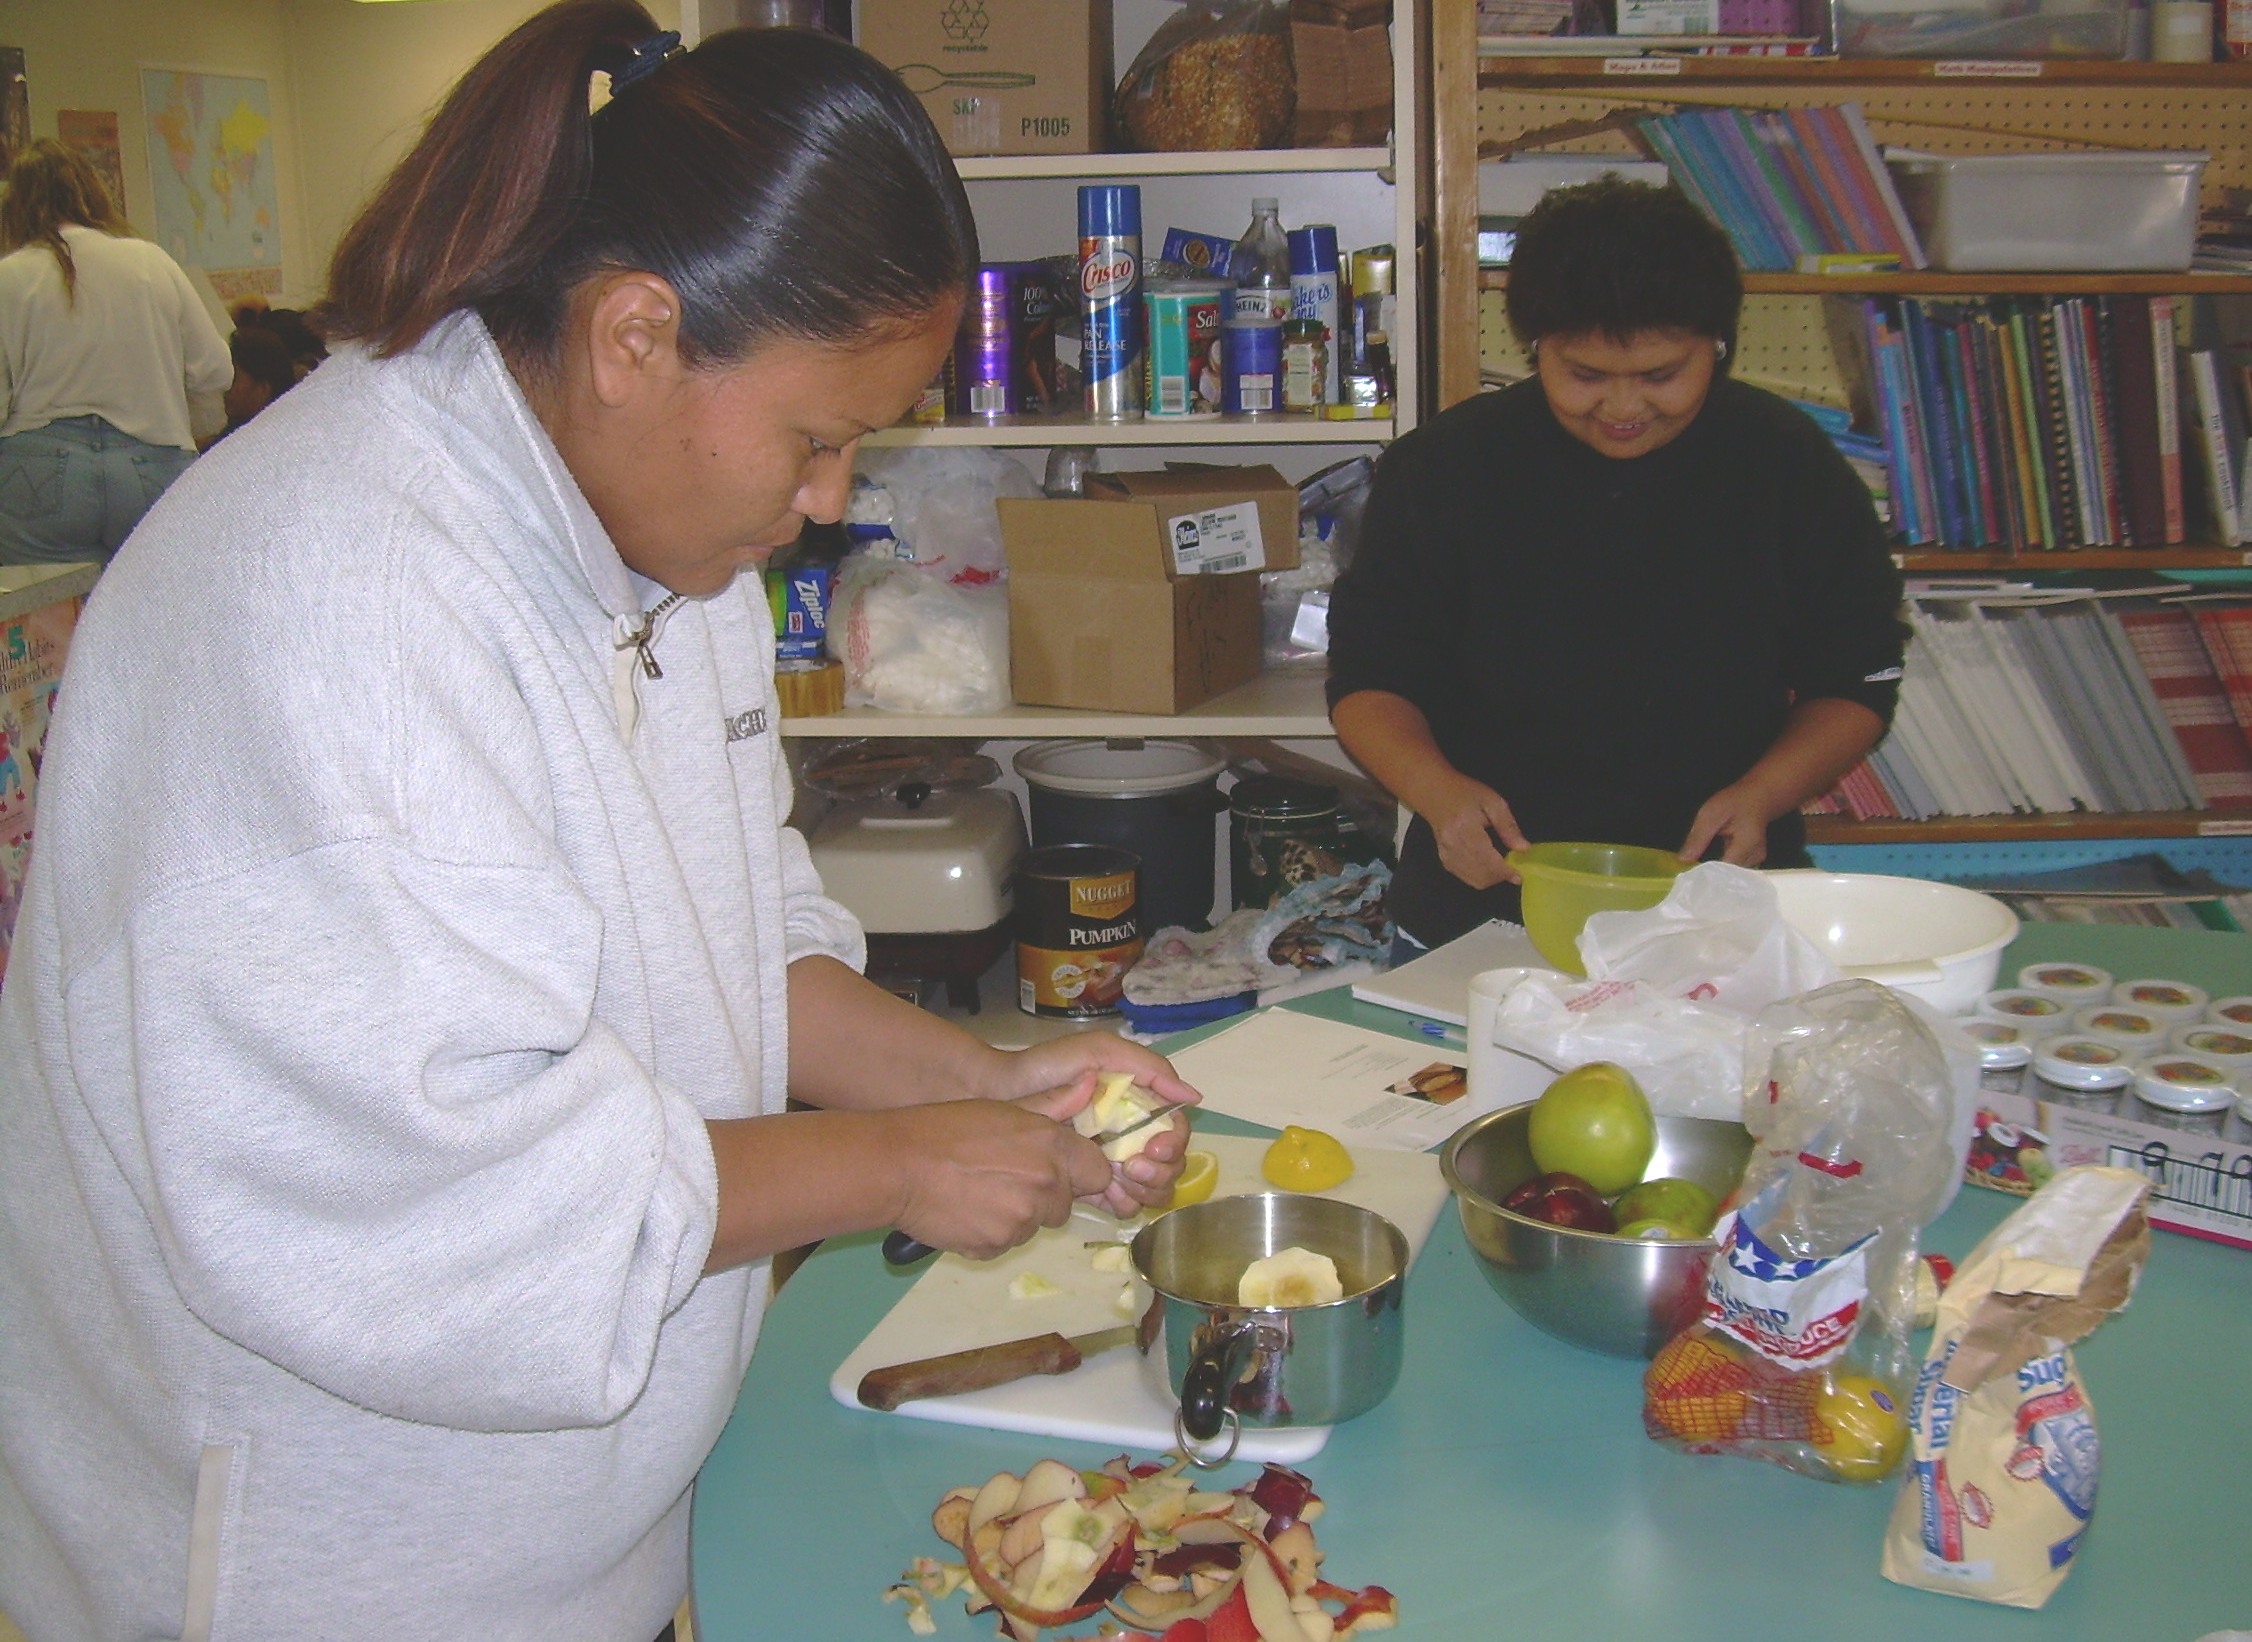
[{"x1": 607, "y1": 30, "x2": 681, "y2": 94}]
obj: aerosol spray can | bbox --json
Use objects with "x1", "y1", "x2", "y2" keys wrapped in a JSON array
[
  {"x1": 1288, "y1": 224, "x2": 1343, "y2": 405},
  {"x1": 1079, "y1": 184, "x2": 1143, "y2": 422}
]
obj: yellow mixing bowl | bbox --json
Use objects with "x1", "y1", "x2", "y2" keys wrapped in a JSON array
[{"x1": 1510, "y1": 842, "x2": 1690, "y2": 975}]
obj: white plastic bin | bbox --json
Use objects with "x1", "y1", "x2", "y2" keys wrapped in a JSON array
[{"x1": 1884, "y1": 148, "x2": 2208, "y2": 273}]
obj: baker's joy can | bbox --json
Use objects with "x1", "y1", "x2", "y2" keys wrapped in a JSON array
[
  {"x1": 1079, "y1": 184, "x2": 1143, "y2": 422},
  {"x1": 1143, "y1": 279, "x2": 1228, "y2": 417},
  {"x1": 1016, "y1": 844, "x2": 1142, "y2": 1018},
  {"x1": 1287, "y1": 224, "x2": 1343, "y2": 404}
]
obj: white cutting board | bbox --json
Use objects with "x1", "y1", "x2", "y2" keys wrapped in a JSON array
[
  {"x1": 1350, "y1": 920, "x2": 1547, "y2": 1027},
  {"x1": 830, "y1": 1133, "x2": 1451, "y2": 1463}
]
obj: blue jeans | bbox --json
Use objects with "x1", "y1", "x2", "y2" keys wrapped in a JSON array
[{"x1": 0, "y1": 415, "x2": 195, "y2": 565}]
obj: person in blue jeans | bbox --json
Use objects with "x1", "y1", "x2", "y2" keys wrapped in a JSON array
[{"x1": 0, "y1": 139, "x2": 231, "y2": 564}]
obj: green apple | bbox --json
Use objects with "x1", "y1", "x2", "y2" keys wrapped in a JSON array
[
  {"x1": 1527, "y1": 1061, "x2": 1656, "y2": 1198},
  {"x1": 1616, "y1": 1216, "x2": 1700, "y2": 1241},
  {"x1": 1612, "y1": 1176, "x2": 1719, "y2": 1238}
]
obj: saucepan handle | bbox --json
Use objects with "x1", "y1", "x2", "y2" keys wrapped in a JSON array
[{"x1": 1179, "y1": 1317, "x2": 1259, "y2": 1443}]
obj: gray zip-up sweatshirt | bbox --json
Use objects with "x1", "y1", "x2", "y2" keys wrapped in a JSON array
[{"x1": 0, "y1": 313, "x2": 862, "y2": 1641}]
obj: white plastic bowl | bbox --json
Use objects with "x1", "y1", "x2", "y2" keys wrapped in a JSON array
[{"x1": 1767, "y1": 871, "x2": 2019, "y2": 1017}]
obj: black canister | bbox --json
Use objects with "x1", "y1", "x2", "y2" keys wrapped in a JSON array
[
  {"x1": 1229, "y1": 775, "x2": 1365, "y2": 911},
  {"x1": 1014, "y1": 739, "x2": 1226, "y2": 934}
]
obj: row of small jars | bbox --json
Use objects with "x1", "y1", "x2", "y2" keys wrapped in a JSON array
[{"x1": 1963, "y1": 964, "x2": 2252, "y2": 1137}]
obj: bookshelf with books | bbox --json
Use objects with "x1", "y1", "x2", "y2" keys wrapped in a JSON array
[{"x1": 1429, "y1": 24, "x2": 2252, "y2": 845}]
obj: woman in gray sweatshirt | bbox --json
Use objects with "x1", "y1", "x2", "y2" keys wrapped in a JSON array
[{"x1": 0, "y1": 8, "x2": 1194, "y2": 1639}]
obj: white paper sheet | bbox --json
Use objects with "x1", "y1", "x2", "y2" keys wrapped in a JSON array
[
  {"x1": 1166, "y1": 1008, "x2": 1475, "y2": 1152},
  {"x1": 1350, "y1": 919, "x2": 1547, "y2": 1025}
]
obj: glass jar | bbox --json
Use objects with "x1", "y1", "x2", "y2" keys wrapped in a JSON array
[
  {"x1": 2227, "y1": 1092, "x2": 2252, "y2": 1145},
  {"x1": 1281, "y1": 318, "x2": 1330, "y2": 413},
  {"x1": 2207, "y1": 994, "x2": 2252, "y2": 1030},
  {"x1": 1976, "y1": 988, "x2": 2072, "y2": 1039},
  {"x1": 2126, "y1": 1053, "x2": 2236, "y2": 1134},
  {"x1": 2030, "y1": 1037, "x2": 2134, "y2": 1113},
  {"x1": 2070, "y1": 1005, "x2": 2167, "y2": 1057},
  {"x1": 2110, "y1": 978, "x2": 2208, "y2": 1025},
  {"x1": 2017, "y1": 961, "x2": 2112, "y2": 1008},
  {"x1": 1963, "y1": 1021, "x2": 2033, "y2": 1094},
  {"x1": 2171, "y1": 1025, "x2": 2252, "y2": 1087}
]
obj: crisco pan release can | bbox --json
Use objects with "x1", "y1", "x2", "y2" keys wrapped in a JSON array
[
  {"x1": 1079, "y1": 184, "x2": 1143, "y2": 422},
  {"x1": 1017, "y1": 844, "x2": 1142, "y2": 1017}
]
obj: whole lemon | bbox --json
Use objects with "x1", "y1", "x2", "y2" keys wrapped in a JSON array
[
  {"x1": 1810, "y1": 1374, "x2": 1909, "y2": 1481},
  {"x1": 1261, "y1": 1126, "x2": 1354, "y2": 1192}
]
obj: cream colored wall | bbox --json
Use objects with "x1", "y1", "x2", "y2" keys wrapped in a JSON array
[
  {"x1": 281, "y1": 0, "x2": 675, "y2": 302},
  {"x1": 6, "y1": 0, "x2": 314, "y2": 298}
]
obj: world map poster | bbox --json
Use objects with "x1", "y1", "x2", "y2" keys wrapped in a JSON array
[{"x1": 140, "y1": 69, "x2": 280, "y2": 295}]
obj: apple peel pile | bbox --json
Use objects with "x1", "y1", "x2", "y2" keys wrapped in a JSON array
[{"x1": 889, "y1": 1453, "x2": 1397, "y2": 1641}]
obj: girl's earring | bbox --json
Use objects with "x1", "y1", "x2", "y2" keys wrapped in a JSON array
[{"x1": 1714, "y1": 338, "x2": 1730, "y2": 361}]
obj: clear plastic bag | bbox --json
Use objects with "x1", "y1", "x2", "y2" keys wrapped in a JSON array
[
  {"x1": 1642, "y1": 979, "x2": 1963, "y2": 1484},
  {"x1": 1577, "y1": 862, "x2": 1840, "y2": 1016},
  {"x1": 851, "y1": 447, "x2": 1041, "y2": 588},
  {"x1": 1116, "y1": 0, "x2": 1296, "y2": 153},
  {"x1": 827, "y1": 552, "x2": 1010, "y2": 714}
]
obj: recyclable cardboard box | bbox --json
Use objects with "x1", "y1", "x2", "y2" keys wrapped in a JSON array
[
  {"x1": 858, "y1": 0, "x2": 1111, "y2": 157},
  {"x1": 999, "y1": 465, "x2": 1300, "y2": 714},
  {"x1": 1966, "y1": 1090, "x2": 2252, "y2": 1251}
]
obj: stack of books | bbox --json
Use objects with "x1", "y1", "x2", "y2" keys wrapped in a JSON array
[
  {"x1": 1633, "y1": 102, "x2": 1926, "y2": 273},
  {"x1": 1809, "y1": 590, "x2": 2252, "y2": 822},
  {"x1": 1822, "y1": 294, "x2": 2252, "y2": 552}
]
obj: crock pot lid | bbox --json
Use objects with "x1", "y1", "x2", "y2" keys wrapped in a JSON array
[{"x1": 1014, "y1": 738, "x2": 1225, "y2": 796}]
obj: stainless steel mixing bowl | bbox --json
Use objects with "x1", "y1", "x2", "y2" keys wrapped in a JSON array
[{"x1": 1442, "y1": 1102, "x2": 1753, "y2": 1359}]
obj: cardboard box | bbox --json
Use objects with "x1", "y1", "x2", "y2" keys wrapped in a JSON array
[
  {"x1": 999, "y1": 465, "x2": 1300, "y2": 714},
  {"x1": 1290, "y1": 1, "x2": 1394, "y2": 148},
  {"x1": 1966, "y1": 1090, "x2": 2252, "y2": 1251},
  {"x1": 857, "y1": 0, "x2": 1111, "y2": 157}
]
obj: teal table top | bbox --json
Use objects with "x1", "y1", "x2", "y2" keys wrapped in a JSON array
[{"x1": 690, "y1": 924, "x2": 2252, "y2": 1641}]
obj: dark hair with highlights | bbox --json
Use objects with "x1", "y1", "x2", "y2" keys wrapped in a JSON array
[
  {"x1": 1504, "y1": 177, "x2": 1742, "y2": 356},
  {"x1": 1, "y1": 139, "x2": 134, "y2": 304},
  {"x1": 317, "y1": 0, "x2": 978, "y2": 368}
]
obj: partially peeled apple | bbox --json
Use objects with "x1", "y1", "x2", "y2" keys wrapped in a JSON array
[
  {"x1": 1237, "y1": 1246, "x2": 1345, "y2": 1308},
  {"x1": 1075, "y1": 1071, "x2": 1173, "y2": 1163}
]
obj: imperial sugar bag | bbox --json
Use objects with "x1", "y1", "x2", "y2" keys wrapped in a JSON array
[{"x1": 1882, "y1": 1167, "x2": 2151, "y2": 1609}]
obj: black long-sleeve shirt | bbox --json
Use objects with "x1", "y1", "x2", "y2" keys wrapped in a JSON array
[{"x1": 1327, "y1": 375, "x2": 1907, "y2": 946}]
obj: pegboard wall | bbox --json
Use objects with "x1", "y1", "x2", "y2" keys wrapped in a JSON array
[
  {"x1": 1813, "y1": 835, "x2": 2252, "y2": 886},
  {"x1": 1474, "y1": 79, "x2": 2252, "y2": 389}
]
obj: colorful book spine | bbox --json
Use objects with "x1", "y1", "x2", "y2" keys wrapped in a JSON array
[
  {"x1": 1836, "y1": 102, "x2": 1928, "y2": 270},
  {"x1": 2152, "y1": 294, "x2": 2186, "y2": 544},
  {"x1": 1789, "y1": 106, "x2": 1889, "y2": 254},
  {"x1": 2120, "y1": 607, "x2": 2252, "y2": 808}
]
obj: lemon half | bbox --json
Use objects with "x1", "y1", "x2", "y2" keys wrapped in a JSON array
[
  {"x1": 1157, "y1": 1149, "x2": 1219, "y2": 1212},
  {"x1": 1261, "y1": 1125, "x2": 1354, "y2": 1192}
]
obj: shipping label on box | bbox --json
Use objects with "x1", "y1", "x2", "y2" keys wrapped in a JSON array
[
  {"x1": 1967, "y1": 1091, "x2": 2252, "y2": 1251},
  {"x1": 1166, "y1": 498, "x2": 1271, "y2": 575},
  {"x1": 858, "y1": 0, "x2": 1112, "y2": 157}
]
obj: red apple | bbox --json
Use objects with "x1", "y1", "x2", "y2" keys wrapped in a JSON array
[{"x1": 1500, "y1": 1171, "x2": 1616, "y2": 1232}]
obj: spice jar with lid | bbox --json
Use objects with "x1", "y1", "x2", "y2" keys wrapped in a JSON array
[
  {"x1": 2070, "y1": 1005, "x2": 2168, "y2": 1056},
  {"x1": 1963, "y1": 1021, "x2": 2033, "y2": 1094},
  {"x1": 2228, "y1": 1091, "x2": 2252, "y2": 1144},
  {"x1": 2126, "y1": 1053, "x2": 2237, "y2": 1133},
  {"x1": 2208, "y1": 994, "x2": 2252, "y2": 1030},
  {"x1": 1280, "y1": 318, "x2": 1329, "y2": 413},
  {"x1": 1976, "y1": 989, "x2": 2072, "y2": 1038},
  {"x1": 2171, "y1": 1025, "x2": 2252, "y2": 1086},
  {"x1": 2110, "y1": 978, "x2": 2208, "y2": 1024},
  {"x1": 2018, "y1": 961, "x2": 2112, "y2": 1008},
  {"x1": 2029, "y1": 1037, "x2": 2134, "y2": 1113}
]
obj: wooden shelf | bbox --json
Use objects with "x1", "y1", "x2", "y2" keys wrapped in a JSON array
[
  {"x1": 954, "y1": 147, "x2": 1392, "y2": 181},
  {"x1": 1807, "y1": 810, "x2": 2252, "y2": 843},
  {"x1": 775, "y1": 669, "x2": 1333, "y2": 740},
  {"x1": 1477, "y1": 269, "x2": 2252, "y2": 295},
  {"x1": 1474, "y1": 54, "x2": 2252, "y2": 87},
  {"x1": 865, "y1": 414, "x2": 1392, "y2": 448},
  {"x1": 1896, "y1": 548, "x2": 2252, "y2": 571}
]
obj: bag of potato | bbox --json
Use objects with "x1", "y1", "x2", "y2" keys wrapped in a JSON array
[
  {"x1": 1882, "y1": 1166, "x2": 2151, "y2": 1609},
  {"x1": 1116, "y1": 0, "x2": 1296, "y2": 153},
  {"x1": 1643, "y1": 981, "x2": 1962, "y2": 1484}
]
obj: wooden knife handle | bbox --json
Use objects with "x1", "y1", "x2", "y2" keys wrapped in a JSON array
[{"x1": 857, "y1": 1333, "x2": 1083, "y2": 1411}]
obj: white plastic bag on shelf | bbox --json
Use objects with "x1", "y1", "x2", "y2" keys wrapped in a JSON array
[
  {"x1": 1578, "y1": 862, "x2": 1839, "y2": 1014},
  {"x1": 853, "y1": 447, "x2": 1041, "y2": 588},
  {"x1": 827, "y1": 552, "x2": 1010, "y2": 714},
  {"x1": 1489, "y1": 972, "x2": 1751, "y2": 1122}
]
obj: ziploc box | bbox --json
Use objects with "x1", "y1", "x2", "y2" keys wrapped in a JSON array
[
  {"x1": 858, "y1": 0, "x2": 1111, "y2": 157},
  {"x1": 999, "y1": 465, "x2": 1299, "y2": 714}
]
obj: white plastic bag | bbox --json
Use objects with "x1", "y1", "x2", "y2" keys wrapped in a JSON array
[
  {"x1": 828, "y1": 554, "x2": 1010, "y2": 714},
  {"x1": 1490, "y1": 973, "x2": 1751, "y2": 1122},
  {"x1": 853, "y1": 447, "x2": 1041, "y2": 587},
  {"x1": 1578, "y1": 862, "x2": 1839, "y2": 1014}
]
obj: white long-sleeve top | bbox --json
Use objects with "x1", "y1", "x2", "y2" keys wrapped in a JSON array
[
  {"x1": 0, "y1": 311, "x2": 864, "y2": 1641},
  {"x1": 0, "y1": 224, "x2": 233, "y2": 449}
]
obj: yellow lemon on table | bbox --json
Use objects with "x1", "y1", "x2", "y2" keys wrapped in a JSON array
[
  {"x1": 1261, "y1": 1126, "x2": 1354, "y2": 1192},
  {"x1": 1159, "y1": 1149, "x2": 1220, "y2": 1212},
  {"x1": 1810, "y1": 1374, "x2": 1909, "y2": 1481}
]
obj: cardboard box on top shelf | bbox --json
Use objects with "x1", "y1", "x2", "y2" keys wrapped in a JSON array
[
  {"x1": 857, "y1": 0, "x2": 1111, "y2": 157},
  {"x1": 1289, "y1": 0, "x2": 1394, "y2": 148},
  {"x1": 999, "y1": 465, "x2": 1300, "y2": 715}
]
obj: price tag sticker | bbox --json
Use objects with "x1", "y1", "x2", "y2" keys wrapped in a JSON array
[
  {"x1": 1934, "y1": 59, "x2": 2045, "y2": 76},
  {"x1": 1604, "y1": 55, "x2": 1685, "y2": 74}
]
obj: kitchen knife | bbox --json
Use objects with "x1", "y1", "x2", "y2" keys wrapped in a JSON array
[
  {"x1": 880, "y1": 1101, "x2": 1179, "y2": 1267},
  {"x1": 856, "y1": 1296, "x2": 1162, "y2": 1410}
]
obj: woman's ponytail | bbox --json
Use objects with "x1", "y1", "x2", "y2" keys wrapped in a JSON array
[{"x1": 318, "y1": 0, "x2": 656, "y2": 356}]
